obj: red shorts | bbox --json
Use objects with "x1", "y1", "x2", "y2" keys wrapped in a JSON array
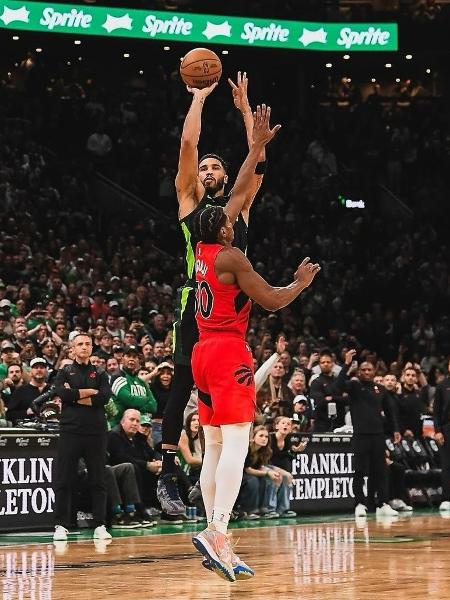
[{"x1": 191, "y1": 335, "x2": 256, "y2": 426}]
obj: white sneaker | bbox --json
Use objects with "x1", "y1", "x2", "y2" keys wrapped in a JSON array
[
  {"x1": 390, "y1": 498, "x2": 413, "y2": 512},
  {"x1": 439, "y1": 501, "x2": 450, "y2": 511},
  {"x1": 93, "y1": 525, "x2": 112, "y2": 540},
  {"x1": 53, "y1": 525, "x2": 69, "y2": 541},
  {"x1": 355, "y1": 504, "x2": 367, "y2": 517},
  {"x1": 376, "y1": 503, "x2": 398, "y2": 517}
]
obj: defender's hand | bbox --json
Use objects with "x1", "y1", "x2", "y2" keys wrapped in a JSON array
[
  {"x1": 294, "y1": 257, "x2": 321, "y2": 289},
  {"x1": 252, "y1": 104, "x2": 281, "y2": 146},
  {"x1": 228, "y1": 71, "x2": 250, "y2": 112}
]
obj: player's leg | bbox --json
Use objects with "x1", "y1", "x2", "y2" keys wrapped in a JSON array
[
  {"x1": 200, "y1": 424, "x2": 223, "y2": 523},
  {"x1": 158, "y1": 290, "x2": 197, "y2": 514}
]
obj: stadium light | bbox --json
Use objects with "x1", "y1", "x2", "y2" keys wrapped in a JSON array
[
  {"x1": 74, "y1": 40, "x2": 81, "y2": 45},
  {"x1": 405, "y1": 54, "x2": 412, "y2": 60},
  {"x1": 123, "y1": 53, "x2": 130, "y2": 58},
  {"x1": 325, "y1": 62, "x2": 332, "y2": 68},
  {"x1": 343, "y1": 54, "x2": 350, "y2": 60},
  {"x1": 385, "y1": 63, "x2": 392, "y2": 68},
  {"x1": 12, "y1": 35, "x2": 19, "y2": 41}
]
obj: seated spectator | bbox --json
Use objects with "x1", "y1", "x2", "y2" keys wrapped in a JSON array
[
  {"x1": 106, "y1": 462, "x2": 155, "y2": 529},
  {"x1": 108, "y1": 409, "x2": 161, "y2": 513},
  {"x1": 258, "y1": 360, "x2": 294, "y2": 421},
  {"x1": 0, "y1": 340, "x2": 17, "y2": 382},
  {"x1": 238, "y1": 425, "x2": 283, "y2": 519},
  {"x1": 150, "y1": 361, "x2": 174, "y2": 449},
  {"x1": 110, "y1": 346, "x2": 157, "y2": 426},
  {"x1": 178, "y1": 411, "x2": 202, "y2": 486},
  {"x1": 6, "y1": 358, "x2": 50, "y2": 425},
  {"x1": 292, "y1": 396, "x2": 313, "y2": 432}
]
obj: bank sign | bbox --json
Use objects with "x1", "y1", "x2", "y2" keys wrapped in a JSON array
[{"x1": 0, "y1": 2, "x2": 398, "y2": 51}]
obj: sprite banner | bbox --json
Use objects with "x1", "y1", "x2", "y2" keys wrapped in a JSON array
[{"x1": 0, "y1": 1, "x2": 398, "y2": 51}]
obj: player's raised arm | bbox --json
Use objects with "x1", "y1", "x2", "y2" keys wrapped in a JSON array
[
  {"x1": 175, "y1": 83, "x2": 217, "y2": 218},
  {"x1": 224, "y1": 104, "x2": 280, "y2": 226},
  {"x1": 217, "y1": 249, "x2": 320, "y2": 311},
  {"x1": 228, "y1": 72, "x2": 267, "y2": 222}
]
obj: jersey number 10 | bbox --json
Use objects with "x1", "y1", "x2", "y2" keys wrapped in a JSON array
[{"x1": 195, "y1": 280, "x2": 214, "y2": 319}]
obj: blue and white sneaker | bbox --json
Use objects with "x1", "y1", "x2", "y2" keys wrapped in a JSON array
[
  {"x1": 192, "y1": 526, "x2": 236, "y2": 582},
  {"x1": 200, "y1": 531, "x2": 254, "y2": 580}
]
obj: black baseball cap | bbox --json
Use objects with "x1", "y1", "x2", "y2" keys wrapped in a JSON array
[{"x1": 124, "y1": 345, "x2": 140, "y2": 355}]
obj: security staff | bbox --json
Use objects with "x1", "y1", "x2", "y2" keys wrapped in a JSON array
[
  {"x1": 337, "y1": 350, "x2": 401, "y2": 518},
  {"x1": 53, "y1": 333, "x2": 112, "y2": 541},
  {"x1": 434, "y1": 359, "x2": 450, "y2": 511}
]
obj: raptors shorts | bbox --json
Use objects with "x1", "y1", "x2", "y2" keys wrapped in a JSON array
[{"x1": 191, "y1": 335, "x2": 256, "y2": 426}]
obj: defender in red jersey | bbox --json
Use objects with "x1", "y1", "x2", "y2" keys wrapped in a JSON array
[
  {"x1": 193, "y1": 241, "x2": 254, "y2": 425},
  {"x1": 191, "y1": 203, "x2": 320, "y2": 582}
]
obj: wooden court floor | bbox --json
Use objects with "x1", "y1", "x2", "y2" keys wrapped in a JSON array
[{"x1": 2, "y1": 512, "x2": 450, "y2": 600}]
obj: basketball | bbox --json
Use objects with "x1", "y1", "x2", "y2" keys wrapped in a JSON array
[{"x1": 180, "y1": 48, "x2": 222, "y2": 89}]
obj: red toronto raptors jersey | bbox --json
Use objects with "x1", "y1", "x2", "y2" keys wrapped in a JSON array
[{"x1": 195, "y1": 243, "x2": 251, "y2": 338}]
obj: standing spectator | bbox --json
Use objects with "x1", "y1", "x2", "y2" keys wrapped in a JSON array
[
  {"x1": 152, "y1": 340, "x2": 166, "y2": 364},
  {"x1": 53, "y1": 333, "x2": 112, "y2": 542},
  {"x1": 258, "y1": 361, "x2": 294, "y2": 419},
  {"x1": 0, "y1": 340, "x2": 17, "y2": 381},
  {"x1": 150, "y1": 361, "x2": 173, "y2": 449},
  {"x1": 1, "y1": 363, "x2": 25, "y2": 407},
  {"x1": 310, "y1": 349, "x2": 347, "y2": 432},
  {"x1": 433, "y1": 359, "x2": 450, "y2": 512},
  {"x1": 337, "y1": 351, "x2": 401, "y2": 519},
  {"x1": 147, "y1": 313, "x2": 168, "y2": 343},
  {"x1": 6, "y1": 358, "x2": 49, "y2": 424},
  {"x1": 398, "y1": 366, "x2": 429, "y2": 439},
  {"x1": 110, "y1": 346, "x2": 157, "y2": 426}
]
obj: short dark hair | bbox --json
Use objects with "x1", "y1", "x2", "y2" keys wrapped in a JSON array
[
  {"x1": 199, "y1": 153, "x2": 228, "y2": 173},
  {"x1": 195, "y1": 206, "x2": 227, "y2": 244},
  {"x1": 319, "y1": 348, "x2": 333, "y2": 359}
]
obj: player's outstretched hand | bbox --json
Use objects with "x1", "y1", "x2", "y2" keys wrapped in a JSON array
[
  {"x1": 228, "y1": 71, "x2": 250, "y2": 112},
  {"x1": 187, "y1": 82, "x2": 218, "y2": 100},
  {"x1": 294, "y1": 257, "x2": 321, "y2": 289},
  {"x1": 252, "y1": 104, "x2": 281, "y2": 146}
]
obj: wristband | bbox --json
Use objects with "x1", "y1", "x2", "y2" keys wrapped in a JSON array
[{"x1": 255, "y1": 160, "x2": 267, "y2": 175}]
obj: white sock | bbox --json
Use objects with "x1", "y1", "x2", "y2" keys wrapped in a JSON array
[
  {"x1": 211, "y1": 423, "x2": 252, "y2": 535},
  {"x1": 200, "y1": 425, "x2": 223, "y2": 524}
]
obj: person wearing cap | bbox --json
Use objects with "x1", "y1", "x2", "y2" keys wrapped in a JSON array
[
  {"x1": 292, "y1": 395, "x2": 313, "y2": 433},
  {"x1": 53, "y1": 332, "x2": 112, "y2": 542},
  {"x1": 0, "y1": 341, "x2": 18, "y2": 382},
  {"x1": 6, "y1": 358, "x2": 50, "y2": 425},
  {"x1": 110, "y1": 346, "x2": 157, "y2": 427}
]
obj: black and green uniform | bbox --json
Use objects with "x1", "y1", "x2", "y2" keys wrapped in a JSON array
[{"x1": 173, "y1": 192, "x2": 248, "y2": 366}]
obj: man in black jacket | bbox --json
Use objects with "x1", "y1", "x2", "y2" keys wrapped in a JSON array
[
  {"x1": 53, "y1": 333, "x2": 112, "y2": 541},
  {"x1": 310, "y1": 350, "x2": 346, "y2": 432},
  {"x1": 7, "y1": 358, "x2": 49, "y2": 424},
  {"x1": 434, "y1": 360, "x2": 450, "y2": 511},
  {"x1": 337, "y1": 350, "x2": 401, "y2": 519},
  {"x1": 108, "y1": 409, "x2": 165, "y2": 517},
  {"x1": 398, "y1": 366, "x2": 429, "y2": 439}
]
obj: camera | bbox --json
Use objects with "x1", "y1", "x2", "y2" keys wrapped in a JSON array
[{"x1": 31, "y1": 385, "x2": 58, "y2": 415}]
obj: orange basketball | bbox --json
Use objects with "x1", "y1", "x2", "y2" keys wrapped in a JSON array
[{"x1": 180, "y1": 48, "x2": 222, "y2": 89}]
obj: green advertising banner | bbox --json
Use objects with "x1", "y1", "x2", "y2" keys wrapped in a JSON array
[{"x1": 0, "y1": 1, "x2": 398, "y2": 51}]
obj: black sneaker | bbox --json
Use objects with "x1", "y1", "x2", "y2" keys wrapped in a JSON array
[
  {"x1": 111, "y1": 513, "x2": 142, "y2": 529},
  {"x1": 160, "y1": 512, "x2": 191, "y2": 524},
  {"x1": 157, "y1": 474, "x2": 186, "y2": 515}
]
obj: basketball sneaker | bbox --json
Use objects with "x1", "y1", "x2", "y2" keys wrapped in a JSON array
[
  {"x1": 157, "y1": 474, "x2": 186, "y2": 515},
  {"x1": 192, "y1": 525, "x2": 235, "y2": 582},
  {"x1": 201, "y1": 533, "x2": 254, "y2": 580},
  {"x1": 376, "y1": 503, "x2": 398, "y2": 517}
]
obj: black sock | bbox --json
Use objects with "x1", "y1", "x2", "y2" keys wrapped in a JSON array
[{"x1": 161, "y1": 449, "x2": 177, "y2": 476}]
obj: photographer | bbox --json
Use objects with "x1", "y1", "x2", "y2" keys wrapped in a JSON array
[
  {"x1": 53, "y1": 332, "x2": 112, "y2": 542},
  {"x1": 6, "y1": 358, "x2": 50, "y2": 425}
]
